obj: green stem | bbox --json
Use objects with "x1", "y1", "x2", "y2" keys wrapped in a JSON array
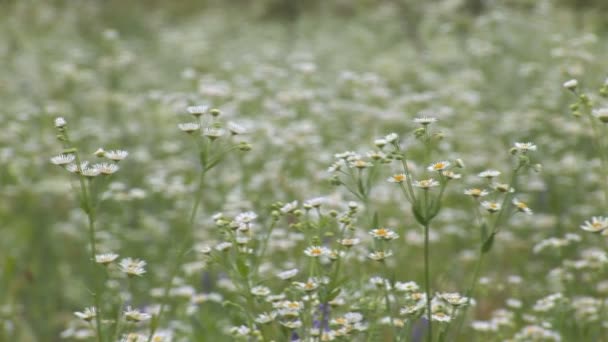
[
  {"x1": 382, "y1": 263, "x2": 399, "y2": 341},
  {"x1": 452, "y1": 250, "x2": 484, "y2": 338},
  {"x1": 147, "y1": 170, "x2": 206, "y2": 342},
  {"x1": 424, "y1": 222, "x2": 433, "y2": 342}
]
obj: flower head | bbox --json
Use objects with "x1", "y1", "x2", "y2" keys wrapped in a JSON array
[
  {"x1": 414, "y1": 117, "x2": 438, "y2": 126},
  {"x1": 369, "y1": 227, "x2": 399, "y2": 240},
  {"x1": 104, "y1": 150, "x2": 128, "y2": 161},
  {"x1": 512, "y1": 198, "x2": 532, "y2": 214},
  {"x1": 95, "y1": 253, "x2": 119, "y2": 266},
  {"x1": 481, "y1": 201, "x2": 501, "y2": 213},
  {"x1": 178, "y1": 122, "x2": 200, "y2": 133},
  {"x1": 387, "y1": 173, "x2": 407, "y2": 183},
  {"x1": 74, "y1": 307, "x2": 96, "y2": 322},
  {"x1": 119, "y1": 258, "x2": 147, "y2": 277},
  {"x1": 513, "y1": 142, "x2": 537, "y2": 153},
  {"x1": 413, "y1": 178, "x2": 439, "y2": 190},
  {"x1": 580, "y1": 216, "x2": 608, "y2": 233},
  {"x1": 428, "y1": 161, "x2": 450, "y2": 172},
  {"x1": 50, "y1": 154, "x2": 75, "y2": 166},
  {"x1": 304, "y1": 246, "x2": 330, "y2": 257},
  {"x1": 124, "y1": 307, "x2": 151, "y2": 322}
]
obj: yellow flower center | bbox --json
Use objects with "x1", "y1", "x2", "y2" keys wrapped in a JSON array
[
  {"x1": 376, "y1": 228, "x2": 388, "y2": 236},
  {"x1": 393, "y1": 174, "x2": 406, "y2": 182}
]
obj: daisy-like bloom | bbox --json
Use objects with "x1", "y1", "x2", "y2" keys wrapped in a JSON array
[
  {"x1": 493, "y1": 183, "x2": 514, "y2": 193},
  {"x1": 387, "y1": 173, "x2": 407, "y2": 183},
  {"x1": 478, "y1": 169, "x2": 501, "y2": 179},
  {"x1": 227, "y1": 121, "x2": 247, "y2": 135},
  {"x1": 514, "y1": 142, "x2": 537, "y2": 153},
  {"x1": 215, "y1": 242, "x2": 233, "y2": 251},
  {"x1": 580, "y1": 216, "x2": 608, "y2": 233},
  {"x1": 94, "y1": 148, "x2": 105, "y2": 157},
  {"x1": 178, "y1": 122, "x2": 200, "y2": 133},
  {"x1": 563, "y1": 79, "x2": 578, "y2": 90},
  {"x1": 304, "y1": 197, "x2": 325, "y2": 208},
  {"x1": 374, "y1": 138, "x2": 387, "y2": 148},
  {"x1": 235, "y1": 211, "x2": 257, "y2": 224},
  {"x1": 338, "y1": 237, "x2": 360, "y2": 247},
  {"x1": 95, "y1": 253, "x2": 119, "y2": 266},
  {"x1": 281, "y1": 320, "x2": 302, "y2": 329},
  {"x1": 203, "y1": 127, "x2": 225, "y2": 140},
  {"x1": 93, "y1": 163, "x2": 119, "y2": 175},
  {"x1": 119, "y1": 258, "x2": 147, "y2": 277},
  {"x1": 368, "y1": 250, "x2": 393, "y2": 261},
  {"x1": 74, "y1": 307, "x2": 96, "y2": 322},
  {"x1": 54, "y1": 117, "x2": 67, "y2": 128},
  {"x1": 414, "y1": 116, "x2": 438, "y2": 126},
  {"x1": 66, "y1": 162, "x2": 89, "y2": 174},
  {"x1": 293, "y1": 278, "x2": 319, "y2": 292},
  {"x1": 335, "y1": 151, "x2": 358, "y2": 160},
  {"x1": 274, "y1": 301, "x2": 304, "y2": 317},
  {"x1": 464, "y1": 188, "x2": 489, "y2": 198},
  {"x1": 385, "y1": 133, "x2": 399, "y2": 143},
  {"x1": 187, "y1": 105, "x2": 208, "y2": 116},
  {"x1": 304, "y1": 245, "x2": 330, "y2": 257},
  {"x1": 592, "y1": 108, "x2": 608, "y2": 123},
  {"x1": 442, "y1": 171, "x2": 461, "y2": 180},
  {"x1": 400, "y1": 302, "x2": 425, "y2": 316},
  {"x1": 255, "y1": 312, "x2": 277, "y2": 324},
  {"x1": 512, "y1": 198, "x2": 533, "y2": 214},
  {"x1": 367, "y1": 150, "x2": 386, "y2": 160},
  {"x1": 124, "y1": 307, "x2": 151, "y2": 322},
  {"x1": 350, "y1": 159, "x2": 372, "y2": 169},
  {"x1": 431, "y1": 311, "x2": 452, "y2": 323},
  {"x1": 437, "y1": 292, "x2": 469, "y2": 307},
  {"x1": 280, "y1": 200, "x2": 298, "y2": 214},
  {"x1": 427, "y1": 161, "x2": 450, "y2": 172},
  {"x1": 50, "y1": 154, "x2": 75, "y2": 166},
  {"x1": 277, "y1": 268, "x2": 299, "y2": 280},
  {"x1": 104, "y1": 150, "x2": 128, "y2": 162},
  {"x1": 369, "y1": 227, "x2": 399, "y2": 240},
  {"x1": 327, "y1": 160, "x2": 344, "y2": 173},
  {"x1": 81, "y1": 166, "x2": 101, "y2": 178},
  {"x1": 251, "y1": 286, "x2": 271, "y2": 297},
  {"x1": 230, "y1": 325, "x2": 251, "y2": 336},
  {"x1": 395, "y1": 281, "x2": 419, "y2": 292},
  {"x1": 481, "y1": 201, "x2": 501, "y2": 213},
  {"x1": 413, "y1": 178, "x2": 439, "y2": 190}
]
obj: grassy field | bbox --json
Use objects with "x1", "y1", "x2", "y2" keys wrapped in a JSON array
[{"x1": 2, "y1": 1, "x2": 608, "y2": 341}]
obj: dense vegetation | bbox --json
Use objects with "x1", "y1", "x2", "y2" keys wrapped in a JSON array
[{"x1": 2, "y1": 1, "x2": 608, "y2": 341}]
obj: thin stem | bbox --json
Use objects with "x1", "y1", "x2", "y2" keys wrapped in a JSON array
[
  {"x1": 382, "y1": 263, "x2": 399, "y2": 341},
  {"x1": 424, "y1": 222, "x2": 433, "y2": 342},
  {"x1": 147, "y1": 170, "x2": 206, "y2": 342},
  {"x1": 63, "y1": 131, "x2": 104, "y2": 342},
  {"x1": 452, "y1": 249, "x2": 484, "y2": 338}
]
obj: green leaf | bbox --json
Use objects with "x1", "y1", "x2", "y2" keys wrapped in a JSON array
[
  {"x1": 481, "y1": 232, "x2": 496, "y2": 253},
  {"x1": 480, "y1": 222, "x2": 489, "y2": 242},
  {"x1": 235, "y1": 258, "x2": 249, "y2": 278},
  {"x1": 372, "y1": 211, "x2": 379, "y2": 228},
  {"x1": 326, "y1": 288, "x2": 341, "y2": 302},
  {"x1": 412, "y1": 202, "x2": 426, "y2": 225}
]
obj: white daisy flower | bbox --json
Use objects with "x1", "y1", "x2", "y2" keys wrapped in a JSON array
[
  {"x1": 481, "y1": 201, "x2": 501, "y2": 213},
  {"x1": 119, "y1": 258, "x2": 147, "y2": 277},
  {"x1": 178, "y1": 122, "x2": 200, "y2": 133},
  {"x1": 50, "y1": 154, "x2": 75, "y2": 166},
  {"x1": 580, "y1": 216, "x2": 608, "y2": 233},
  {"x1": 95, "y1": 253, "x2": 119, "y2": 265}
]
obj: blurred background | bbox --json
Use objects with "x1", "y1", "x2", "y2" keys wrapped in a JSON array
[{"x1": 2, "y1": 0, "x2": 608, "y2": 341}]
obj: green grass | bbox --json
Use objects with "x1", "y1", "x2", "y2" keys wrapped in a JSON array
[{"x1": 2, "y1": 1, "x2": 608, "y2": 341}]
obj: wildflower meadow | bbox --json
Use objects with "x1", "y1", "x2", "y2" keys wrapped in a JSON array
[{"x1": 2, "y1": 1, "x2": 608, "y2": 341}]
